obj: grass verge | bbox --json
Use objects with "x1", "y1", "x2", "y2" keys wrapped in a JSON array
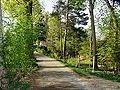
[{"x1": 59, "y1": 58, "x2": 120, "y2": 83}]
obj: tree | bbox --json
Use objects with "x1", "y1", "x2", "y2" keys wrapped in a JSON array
[
  {"x1": 53, "y1": 0, "x2": 64, "y2": 57},
  {"x1": 47, "y1": 0, "x2": 88, "y2": 62},
  {"x1": 88, "y1": 0, "x2": 98, "y2": 71},
  {"x1": 67, "y1": 27, "x2": 87, "y2": 57},
  {"x1": 104, "y1": 0, "x2": 120, "y2": 74},
  {"x1": 46, "y1": 15, "x2": 61, "y2": 57},
  {"x1": 63, "y1": 0, "x2": 69, "y2": 62},
  {"x1": 90, "y1": 0, "x2": 120, "y2": 73}
]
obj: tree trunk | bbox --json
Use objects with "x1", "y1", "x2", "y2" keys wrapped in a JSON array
[
  {"x1": 105, "y1": 0, "x2": 119, "y2": 74},
  {"x1": 89, "y1": 0, "x2": 98, "y2": 71},
  {"x1": 63, "y1": 0, "x2": 69, "y2": 62},
  {"x1": 90, "y1": 30, "x2": 92, "y2": 60},
  {"x1": 63, "y1": 27, "x2": 67, "y2": 61},
  {"x1": 29, "y1": 0, "x2": 34, "y2": 57},
  {"x1": 60, "y1": 23, "x2": 63, "y2": 57}
]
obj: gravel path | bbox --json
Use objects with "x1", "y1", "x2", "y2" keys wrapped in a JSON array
[{"x1": 31, "y1": 53, "x2": 120, "y2": 90}]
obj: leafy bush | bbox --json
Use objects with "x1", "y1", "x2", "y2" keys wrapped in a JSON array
[
  {"x1": 1, "y1": 14, "x2": 39, "y2": 90},
  {"x1": 67, "y1": 58, "x2": 77, "y2": 67},
  {"x1": 8, "y1": 80, "x2": 31, "y2": 90}
]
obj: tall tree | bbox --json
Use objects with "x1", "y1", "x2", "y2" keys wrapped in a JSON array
[
  {"x1": 53, "y1": 0, "x2": 88, "y2": 59},
  {"x1": 62, "y1": 0, "x2": 69, "y2": 62},
  {"x1": 46, "y1": 15, "x2": 61, "y2": 56},
  {"x1": 89, "y1": 0, "x2": 98, "y2": 71},
  {"x1": 54, "y1": 3, "x2": 63, "y2": 57},
  {"x1": 105, "y1": 0, "x2": 120, "y2": 74}
]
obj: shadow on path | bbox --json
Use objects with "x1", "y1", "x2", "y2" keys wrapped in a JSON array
[{"x1": 31, "y1": 53, "x2": 120, "y2": 90}]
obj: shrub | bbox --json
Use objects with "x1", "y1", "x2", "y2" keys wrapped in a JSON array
[{"x1": 67, "y1": 58, "x2": 77, "y2": 67}]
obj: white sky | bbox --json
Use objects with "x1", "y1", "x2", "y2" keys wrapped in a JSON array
[{"x1": 38, "y1": 0, "x2": 58, "y2": 13}]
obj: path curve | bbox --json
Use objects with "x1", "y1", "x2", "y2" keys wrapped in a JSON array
[{"x1": 31, "y1": 53, "x2": 120, "y2": 90}]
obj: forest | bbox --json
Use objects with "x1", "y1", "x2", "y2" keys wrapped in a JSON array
[{"x1": 0, "y1": 0, "x2": 120, "y2": 90}]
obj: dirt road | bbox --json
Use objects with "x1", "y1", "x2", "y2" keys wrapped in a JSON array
[{"x1": 31, "y1": 53, "x2": 120, "y2": 90}]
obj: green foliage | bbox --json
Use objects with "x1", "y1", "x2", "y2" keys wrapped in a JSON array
[
  {"x1": 72, "y1": 67, "x2": 92, "y2": 77},
  {"x1": 66, "y1": 27, "x2": 88, "y2": 57},
  {"x1": 8, "y1": 80, "x2": 31, "y2": 90},
  {"x1": 67, "y1": 58, "x2": 77, "y2": 67},
  {"x1": 46, "y1": 16, "x2": 60, "y2": 50},
  {"x1": 73, "y1": 66, "x2": 120, "y2": 82},
  {"x1": 45, "y1": 0, "x2": 89, "y2": 60},
  {"x1": 46, "y1": 15, "x2": 88, "y2": 59},
  {"x1": 90, "y1": 71, "x2": 120, "y2": 82},
  {"x1": 79, "y1": 35, "x2": 91, "y2": 60},
  {"x1": 97, "y1": 8, "x2": 120, "y2": 72},
  {"x1": 2, "y1": 16, "x2": 38, "y2": 81},
  {"x1": 45, "y1": 15, "x2": 62, "y2": 58},
  {"x1": 80, "y1": 60, "x2": 92, "y2": 65},
  {"x1": 1, "y1": 0, "x2": 44, "y2": 89},
  {"x1": 66, "y1": 57, "x2": 91, "y2": 68}
]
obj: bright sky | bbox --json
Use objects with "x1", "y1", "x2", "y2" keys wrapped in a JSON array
[{"x1": 38, "y1": 0, "x2": 58, "y2": 13}]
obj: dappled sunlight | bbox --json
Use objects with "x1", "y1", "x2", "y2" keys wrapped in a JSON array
[{"x1": 32, "y1": 53, "x2": 120, "y2": 90}]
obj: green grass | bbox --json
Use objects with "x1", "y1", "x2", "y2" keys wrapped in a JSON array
[
  {"x1": 73, "y1": 67, "x2": 120, "y2": 82},
  {"x1": 59, "y1": 58, "x2": 120, "y2": 83},
  {"x1": 90, "y1": 71, "x2": 120, "y2": 82},
  {"x1": 72, "y1": 67, "x2": 92, "y2": 77},
  {"x1": 80, "y1": 60, "x2": 92, "y2": 65}
]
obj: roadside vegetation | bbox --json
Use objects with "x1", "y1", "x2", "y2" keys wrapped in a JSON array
[
  {"x1": 0, "y1": 0, "x2": 45, "y2": 89},
  {"x1": 64, "y1": 58, "x2": 120, "y2": 82}
]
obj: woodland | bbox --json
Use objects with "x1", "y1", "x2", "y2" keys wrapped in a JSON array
[{"x1": 0, "y1": 0, "x2": 120, "y2": 89}]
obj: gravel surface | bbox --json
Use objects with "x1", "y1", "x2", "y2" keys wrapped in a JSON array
[{"x1": 31, "y1": 53, "x2": 120, "y2": 90}]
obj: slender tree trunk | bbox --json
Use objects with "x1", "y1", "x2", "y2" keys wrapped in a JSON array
[
  {"x1": 60, "y1": 23, "x2": 63, "y2": 57},
  {"x1": 90, "y1": 31, "x2": 92, "y2": 54},
  {"x1": 63, "y1": 28, "x2": 67, "y2": 61},
  {"x1": 105, "y1": 0, "x2": 119, "y2": 74},
  {"x1": 63, "y1": 0, "x2": 69, "y2": 62},
  {"x1": 89, "y1": 0, "x2": 98, "y2": 71},
  {"x1": 28, "y1": 0, "x2": 34, "y2": 57}
]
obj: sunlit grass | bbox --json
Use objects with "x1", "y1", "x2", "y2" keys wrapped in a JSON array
[{"x1": 60, "y1": 58, "x2": 120, "y2": 83}]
